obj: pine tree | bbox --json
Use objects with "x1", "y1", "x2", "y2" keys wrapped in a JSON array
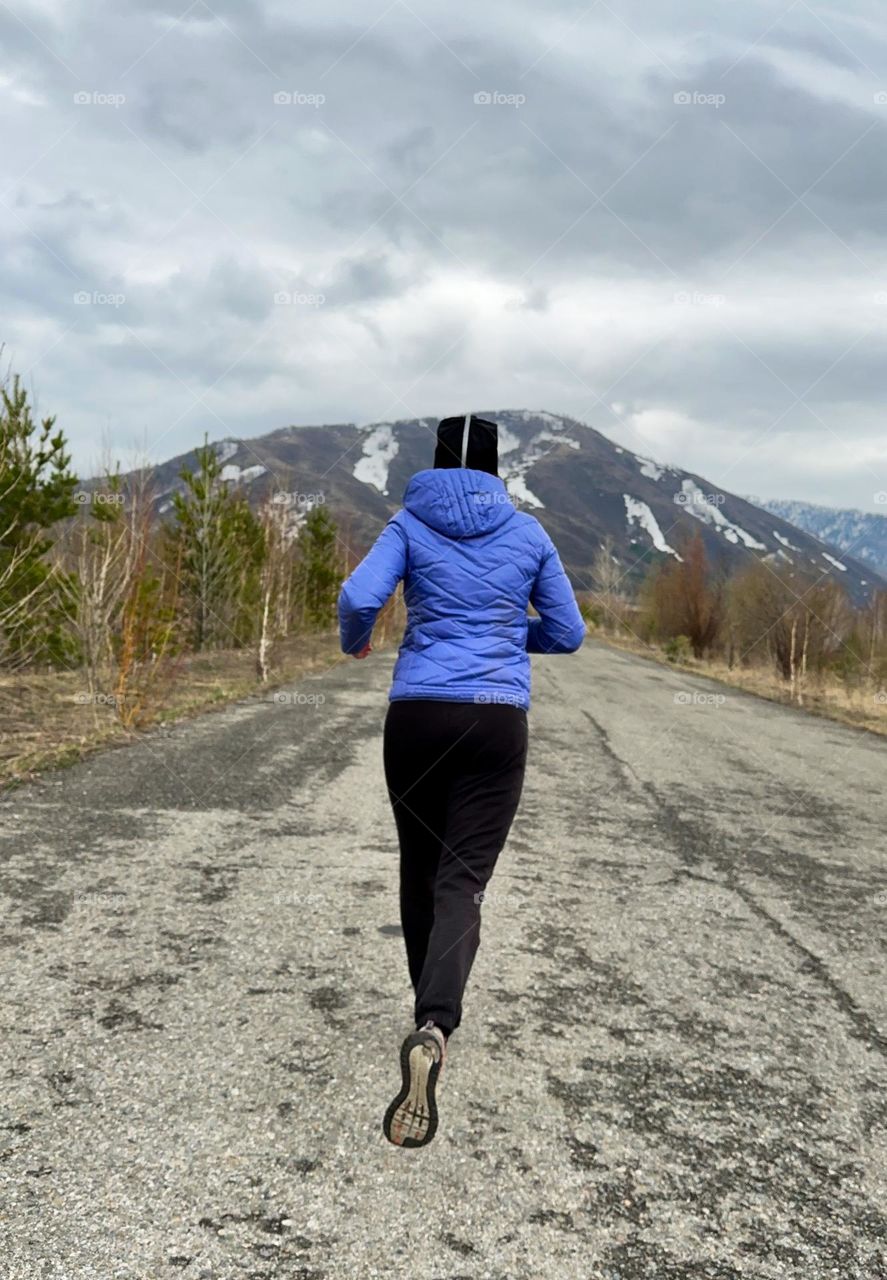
[
  {"x1": 295, "y1": 504, "x2": 342, "y2": 632},
  {"x1": 0, "y1": 375, "x2": 79, "y2": 666},
  {"x1": 167, "y1": 439, "x2": 264, "y2": 650}
]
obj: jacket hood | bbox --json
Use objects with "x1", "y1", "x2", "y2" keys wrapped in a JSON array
[{"x1": 403, "y1": 468, "x2": 516, "y2": 539}]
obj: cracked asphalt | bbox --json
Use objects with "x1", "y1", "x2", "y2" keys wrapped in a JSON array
[{"x1": 1, "y1": 641, "x2": 886, "y2": 1279}]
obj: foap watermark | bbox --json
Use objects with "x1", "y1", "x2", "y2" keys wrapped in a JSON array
[
  {"x1": 273, "y1": 890, "x2": 328, "y2": 908},
  {"x1": 73, "y1": 490, "x2": 125, "y2": 506},
  {"x1": 74, "y1": 90, "x2": 126, "y2": 108},
  {"x1": 269, "y1": 691, "x2": 326, "y2": 706},
  {"x1": 874, "y1": 92, "x2": 887, "y2": 105},
  {"x1": 74, "y1": 691, "x2": 126, "y2": 707},
  {"x1": 74, "y1": 290, "x2": 125, "y2": 307},
  {"x1": 874, "y1": 492, "x2": 887, "y2": 506},
  {"x1": 273, "y1": 90, "x2": 325, "y2": 107},
  {"x1": 674, "y1": 90, "x2": 725, "y2": 108},
  {"x1": 271, "y1": 490, "x2": 326, "y2": 508},
  {"x1": 473, "y1": 90, "x2": 526, "y2": 108},
  {"x1": 874, "y1": 690, "x2": 887, "y2": 706},
  {"x1": 674, "y1": 290, "x2": 725, "y2": 308},
  {"x1": 474, "y1": 691, "x2": 524, "y2": 706},
  {"x1": 673, "y1": 489, "x2": 725, "y2": 507},
  {"x1": 674, "y1": 691, "x2": 727, "y2": 707},
  {"x1": 472, "y1": 888, "x2": 525, "y2": 908},
  {"x1": 273, "y1": 290, "x2": 325, "y2": 307},
  {"x1": 71, "y1": 885, "x2": 122, "y2": 906}
]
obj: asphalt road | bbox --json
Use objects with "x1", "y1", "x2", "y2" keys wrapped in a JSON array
[{"x1": 1, "y1": 641, "x2": 886, "y2": 1280}]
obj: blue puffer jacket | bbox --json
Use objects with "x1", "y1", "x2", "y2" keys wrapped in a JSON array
[{"x1": 337, "y1": 468, "x2": 585, "y2": 710}]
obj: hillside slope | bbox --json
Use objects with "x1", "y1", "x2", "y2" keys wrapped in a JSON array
[
  {"x1": 97, "y1": 412, "x2": 885, "y2": 603},
  {"x1": 756, "y1": 498, "x2": 887, "y2": 579}
]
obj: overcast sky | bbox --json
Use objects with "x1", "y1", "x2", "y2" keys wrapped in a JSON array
[{"x1": 3, "y1": 0, "x2": 887, "y2": 509}]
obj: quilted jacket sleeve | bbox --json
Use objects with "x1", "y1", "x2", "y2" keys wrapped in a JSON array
[
  {"x1": 338, "y1": 517, "x2": 408, "y2": 654},
  {"x1": 527, "y1": 532, "x2": 586, "y2": 655}
]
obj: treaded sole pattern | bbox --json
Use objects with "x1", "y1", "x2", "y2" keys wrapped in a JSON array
[{"x1": 382, "y1": 1030, "x2": 441, "y2": 1148}]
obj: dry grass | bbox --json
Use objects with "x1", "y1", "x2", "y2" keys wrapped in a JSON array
[
  {"x1": 589, "y1": 624, "x2": 887, "y2": 736},
  {"x1": 5, "y1": 599, "x2": 881, "y2": 793},
  {"x1": 0, "y1": 632, "x2": 345, "y2": 790}
]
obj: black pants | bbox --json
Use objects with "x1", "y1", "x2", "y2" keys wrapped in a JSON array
[{"x1": 383, "y1": 699, "x2": 528, "y2": 1037}]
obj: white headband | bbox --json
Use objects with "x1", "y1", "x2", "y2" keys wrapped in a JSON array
[{"x1": 460, "y1": 412, "x2": 471, "y2": 466}]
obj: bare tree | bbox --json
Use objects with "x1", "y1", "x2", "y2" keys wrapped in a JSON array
[
  {"x1": 256, "y1": 494, "x2": 300, "y2": 682},
  {"x1": 54, "y1": 472, "x2": 146, "y2": 696},
  {"x1": 113, "y1": 501, "x2": 182, "y2": 729},
  {"x1": 645, "y1": 530, "x2": 724, "y2": 658},
  {"x1": 591, "y1": 535, "x2": 623, "y2": 628},
  {"x1": 728, "y1": 560, "x2": 851, "y2": 686}
]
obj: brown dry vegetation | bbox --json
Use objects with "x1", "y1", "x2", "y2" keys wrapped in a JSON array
[
  {"x1": 579, "y1": 527, "x2": 887, "y2": 736},
  {"x1": 579, "y1": 599, "x2": 887, "y2": 737},
  {"x1": 0, "y1": 632, "x2": 344, "y2": 789},
  {"x1": 0, "y1": 587, "x2": 408, "y2": 790}
]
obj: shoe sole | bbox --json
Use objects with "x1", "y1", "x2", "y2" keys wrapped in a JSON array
[{"x1": 382, "y1": 1031, "x2": 441, "y2": 1148}]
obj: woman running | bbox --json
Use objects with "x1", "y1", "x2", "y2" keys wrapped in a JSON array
[{"x1": 337, "y1": 413, "x2": 585, "y2": 1147}]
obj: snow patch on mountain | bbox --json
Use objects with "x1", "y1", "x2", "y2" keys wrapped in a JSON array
[
  {"x1": 497, "y1": 425, "x2": 544, "y2": 502},
  {"x1": 354, "y1": 424, "x2": 398, "y2": 494},
  {"x1": 758, "y1": 497, "x2": 887, "y2": 576},
  {"x1": 623, "y1": 495, "x2": 682, "y2": 559},
  {"x1": 497, "y1": 425, "x2": 522, "y2": 456},
  {"x1": 221, "y1": 463, "x2": 267, "y2": 483},
  {"x1": 822, "y1": 552, "x2": 847, "y2": 572},
  {"x1": 678, "y1": 480, "x2": 766, "y2": 549},
  {"x1": 537, "y1": 431, "x2": 580, "y2": 451},
  {"x1": 638, "y1": 456, "x2": 666, "y2": 481},
  {"x1": 512, "y1": 409, "x2": 568, "y2": 430},
  {"x1": 506, "y1": 475, "x2": 545, "y2": 508},
  {"x1": 773, "y1": 530, "x2": 801, "y2": 552},
  {"x1": 498, "y1": 427, "x2": 579, "y2": 509},
  {"x1": 215, "y1": 440, "x2": 238, "y2": 464}
]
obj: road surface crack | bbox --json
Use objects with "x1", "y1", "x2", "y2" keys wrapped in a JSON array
[{"x1": 580, "y1": 707, "x2": 887, "y2": 1062}]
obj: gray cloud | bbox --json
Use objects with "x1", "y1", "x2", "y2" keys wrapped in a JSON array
[{"x1": 2, "y1": 0, "x2": 887, "y2": 508}]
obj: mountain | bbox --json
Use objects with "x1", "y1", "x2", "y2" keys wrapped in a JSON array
[
  {"x1": 99, "y1": 411, "x2": 886, "y2": 605},
  {"x1": 753, "y1": 498, "x2": 887, "y2": 579}
]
